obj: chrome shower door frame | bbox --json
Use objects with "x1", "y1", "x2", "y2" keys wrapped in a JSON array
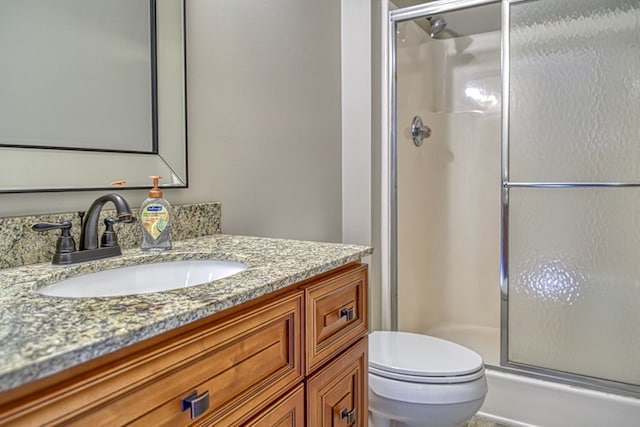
[
  {"x1": 500, "y1": 0, "x2": 640, "y2": 399},
  {"x1": 386, "y1": 0, "x2": 640, "y2": 399}
]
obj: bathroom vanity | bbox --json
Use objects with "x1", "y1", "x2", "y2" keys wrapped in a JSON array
[{"x1": 0, "y1": 235, "x2": 371, "y2": 426}]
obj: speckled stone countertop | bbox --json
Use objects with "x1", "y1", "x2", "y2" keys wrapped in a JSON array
[{"x1": 0, "y1": 234, "x2": 372, "y2": 393}]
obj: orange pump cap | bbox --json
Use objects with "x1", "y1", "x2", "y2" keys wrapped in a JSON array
[{"x1": 148, "y1": 176, "x2": 163, "y2": 198}]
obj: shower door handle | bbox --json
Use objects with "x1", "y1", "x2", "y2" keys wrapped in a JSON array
[{"x1": 411, "y1": 116, "x2": 431, "y2": 146}]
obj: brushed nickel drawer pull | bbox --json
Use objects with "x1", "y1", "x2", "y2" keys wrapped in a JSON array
[
  {"x1": 340, "y1": 408, "x2": 356, "y2": 425},
  {"x1": 339, "y1": 307, "x2": 355, "y2": 321},
  {"x1": 182, "y1": 390, "x2": 210, "y2": 419}
]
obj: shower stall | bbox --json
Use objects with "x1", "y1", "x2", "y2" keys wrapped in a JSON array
[{"x1": 383, "y1": 0, "x2": 640, "y2": 424}]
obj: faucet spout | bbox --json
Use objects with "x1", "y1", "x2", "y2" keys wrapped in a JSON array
[{"x1": 80, "y1": 193, "x2": 135, "y2": 251}]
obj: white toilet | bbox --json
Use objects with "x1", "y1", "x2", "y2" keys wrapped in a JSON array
[{"x1": 368, "y1": 331, "x2": 488, "y2": 427}]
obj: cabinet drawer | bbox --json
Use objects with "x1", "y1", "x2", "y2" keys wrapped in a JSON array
[
  {"x1": 127, "y1": 292, "x2": 303, "y2": 426},
  {"x1": 246, "y1": 384, "x2": 305, "y2": 427},
  {"x1": 8, "y1": 291, "x2": 303, "y2": 427},
  {"x1": 305, "y1": 264, "x2": 368, "y2": 374},
  {"x1": 306, "y1": 337, "x2": 368, "y2": 427}
]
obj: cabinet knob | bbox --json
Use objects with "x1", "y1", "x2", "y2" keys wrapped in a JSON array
[
  {"x1": 340, "y1": 408, "x2": 356, "y2": 425},
  {"x1": 182, "y1": 390, "x2": 210, "y2": 419},
  {"x1": 339, "y1": 307, "x2": 355, "y2": 322}
]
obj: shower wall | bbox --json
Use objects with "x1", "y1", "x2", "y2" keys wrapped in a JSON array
[{"x1": 396, "y1": 21, "x2": 501, "y2": 364}]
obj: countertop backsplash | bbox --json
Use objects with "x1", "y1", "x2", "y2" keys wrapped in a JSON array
[{"x1": 0, "y1": 202, "x2": 221, "y2": 269}]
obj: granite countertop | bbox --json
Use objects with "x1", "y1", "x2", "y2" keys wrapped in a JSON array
[{"x1": 0, "y1": 234, "x2": 372, "y2": 393}]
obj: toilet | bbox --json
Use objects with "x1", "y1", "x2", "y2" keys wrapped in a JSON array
[{"x1": 368, "y1": 331, "x2": 488, "y2": 427}]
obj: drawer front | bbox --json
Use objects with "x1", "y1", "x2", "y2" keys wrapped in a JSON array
[
  {"x1": 18, "y1": 291, "x2": 304, "y2": 427},
  {"x1": 305, "y1": 264, "x2": 368, "y2": 374},
  {"x1": 245, "y1": 384, "x2": 305, "y2": 427},
  {"x1": 306, "y1": 337, "x2": 368, "y2": 427}
]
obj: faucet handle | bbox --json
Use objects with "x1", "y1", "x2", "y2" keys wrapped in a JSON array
[
  {"x1": 101, "y1": 217, "x2": 119, "y2": 248},
  {"x1": 32, "y1": 220, "x2": 76, "y2": 254},
  {"x1": 32, "y1": 221, "x2": 72, "y2": 232}
]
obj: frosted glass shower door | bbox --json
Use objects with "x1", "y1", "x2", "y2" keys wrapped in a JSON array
[{"x1": 505, "y1": 0, "x2": 640, "y2": 392}]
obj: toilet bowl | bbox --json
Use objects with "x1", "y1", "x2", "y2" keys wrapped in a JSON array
[{"x1": 368, "y1": 331, "x2": 488, "y2": 427}]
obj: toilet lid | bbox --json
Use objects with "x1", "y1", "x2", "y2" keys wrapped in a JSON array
[{"x1": 369, "y1": 331, "x2": 484, "y2": 383}]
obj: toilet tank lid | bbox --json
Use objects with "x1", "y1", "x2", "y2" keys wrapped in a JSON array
[{"x1": 369, "y1": 331, "x2": 484, "y2": 378}]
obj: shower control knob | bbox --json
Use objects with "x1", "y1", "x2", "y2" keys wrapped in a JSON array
[{"x1": 411, "y1": 115, "x2": 431, "y2": 146}]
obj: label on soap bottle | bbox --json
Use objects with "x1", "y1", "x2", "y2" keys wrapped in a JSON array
[{"x1": 141, "y1": 204, "x2": 169, "y2": 239}]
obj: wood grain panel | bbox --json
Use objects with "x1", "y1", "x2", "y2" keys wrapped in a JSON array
[
  {"x1": 306, "y1": 337, "x2": 368, "y2": 427},
  {"x1": 245, "y1": 384, "x2": 305, "y2": 427}
]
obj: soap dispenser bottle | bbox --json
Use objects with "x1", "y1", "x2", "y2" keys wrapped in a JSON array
[{"x1": 140, "y1": 176, "x2": 172, "y2": 251}]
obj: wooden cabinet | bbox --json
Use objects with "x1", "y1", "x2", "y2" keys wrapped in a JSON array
[
  {"x1": 0, "y1": 262, "x2": 368, "y2": 426},
  {"x1": 0, "y1": 291, "x2": 303, "y2": 427},
  {"x1": 304, "y1": 263, "x2": 368, "y2": 426}
]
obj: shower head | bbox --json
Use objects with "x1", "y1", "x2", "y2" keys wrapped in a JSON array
[{"x1": 427, "y1": 17, "x2": 447, "y2": 38}]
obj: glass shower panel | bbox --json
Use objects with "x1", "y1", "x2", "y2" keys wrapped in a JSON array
[
  {"x1": 508, "y1": 187, "x2": 640, "y2": 385},
  {"x1": 506, "y1": 0, "x2": 640, "y2": 392},
  {"x1": 508, "y1": 0, "x2": 640, "y2": 183}
]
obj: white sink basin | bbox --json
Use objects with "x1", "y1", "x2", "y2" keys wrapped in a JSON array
[{"x1": 37, "y1": 260, "x2": 248, "y2": 298}]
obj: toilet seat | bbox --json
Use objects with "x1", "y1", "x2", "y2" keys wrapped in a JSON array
[{"x1": 369, "y1": 331, "x2": 484, "y2": 384}]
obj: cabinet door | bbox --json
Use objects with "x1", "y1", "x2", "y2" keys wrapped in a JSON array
[
  {"x1": 306, "y1": 337, "x2": 368, "y2": 427},
  {"x1": 246, "y1": 384, "x2": 305, "y2": 427},
  {"x1": 305, "y1": 264, "x2": 368, "y2": 374}
]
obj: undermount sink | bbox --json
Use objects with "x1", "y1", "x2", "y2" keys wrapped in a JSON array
[{"x1": 37, "y1": 260, "x2": 249, "y2": 298}]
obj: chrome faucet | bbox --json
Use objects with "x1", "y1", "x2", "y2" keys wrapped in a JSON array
[{"x1": 33, "y1": 193, "x2": 136, "y2": 264}]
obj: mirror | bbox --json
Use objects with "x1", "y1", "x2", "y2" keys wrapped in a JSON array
[{"x1": 0, "y1": 0, "x2": 187, "y2": 193}]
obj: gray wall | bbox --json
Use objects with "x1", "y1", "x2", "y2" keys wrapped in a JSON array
[
  {"x1": 0, "y1": 0, "x2": 343, "y2": 243},
  {"x1": 187, "y1": 0, "x2": 342, "y2": 241}
]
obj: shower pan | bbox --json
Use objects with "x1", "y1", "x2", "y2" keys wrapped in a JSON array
[{"x1": 383, "y1": 0, "x2": 640, "y2": 422}]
